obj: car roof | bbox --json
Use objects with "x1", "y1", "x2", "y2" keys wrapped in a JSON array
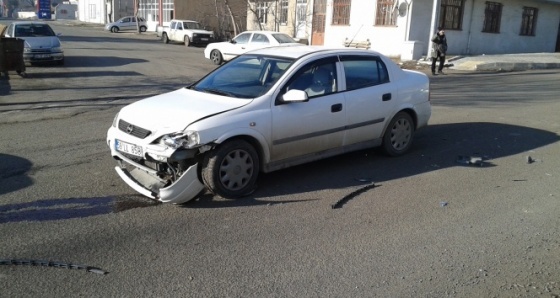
[
  {"x1": 240, "y1": 31, "x2": 290, "y2": 35},
  {"x1": 11, "y1": 21, "x2": 51, "y2": 25},
  {"x1": 247, "y1": 46, "x2": 384, "y2": 60}
]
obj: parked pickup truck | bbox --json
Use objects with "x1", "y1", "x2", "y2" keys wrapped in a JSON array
[{"x1": 156, "y1": 19, "x2": 214, "y2": 47}]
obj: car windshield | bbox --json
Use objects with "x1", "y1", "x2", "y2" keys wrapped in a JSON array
[
  {"x1": 192, "y1": 55, "x2": 294, "y2": 99},
  {"x1": 272, "y1": 33, "x2": 297, "y2": 44},
  {"x1": 184, "y1": 22, "x2": 201, "y2": 29},
  {"x1": 14, "y1": 24, "x2": 55, "y2": 37}
]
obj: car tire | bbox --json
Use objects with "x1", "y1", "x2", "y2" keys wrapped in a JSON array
[
  {"x1": 184, "y1": 37, "x2": 190, "y2": 47},
  {"x1": 111, "y1": 26, "x2": 119, "y2": 33},
  {"x1": 381, "y1": 111, "x2": 415, "y2": 157},
  {"x1": 202, "y1": 139, "x2": 260, "y2": 199},
  {"x1": 210, "y1": 50, "x2": 223, "y2": 65},
  {"x1": 162, "y1": 33, "x2": 169, "y2": 44},
  {"x1": 140, "y1": 26, "x2": 147, "y2": 32}
]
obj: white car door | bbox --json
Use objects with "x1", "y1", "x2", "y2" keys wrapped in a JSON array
[
  {"x1": 119, "y1": 17, "x2": 133, "y2": 30},
  {"x1": 340, "y1": 55, "x2": 397, "y2": 146},
  {"x1": 246, "y1": 33, "x2": 271, "y2": 52},
  {"x1": 270, "y1": 57, "x2": 346, "y2": 162},
  {"x1": 169, "y1": 21, "x2": 182, "y2": 42},
  {"x1": 225, "y1": 32, "x2": 252, "y2": 58}
]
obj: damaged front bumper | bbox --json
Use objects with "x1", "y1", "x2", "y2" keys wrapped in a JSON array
[{"x1": 107, "y1": 130, "x2": 205, "y2": 204}]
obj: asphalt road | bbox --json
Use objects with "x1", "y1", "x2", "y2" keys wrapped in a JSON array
[{"x1": 1, "y1": 22, "x2": 560, "y2": 297}]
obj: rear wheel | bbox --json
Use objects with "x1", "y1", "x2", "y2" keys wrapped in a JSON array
[
  {"x1": 210, "y1": 50, "x2": 223, "y2": 65},
  {"x1": 110, "y1": 26, "x2": 119, "y2": 33},
  {"x1": 382, "y1": 112, "x2": 415, "y2": 156},
  {"x1": 184, "y1": 36, "x2": 190, "y2": 47},
  {"x1": 140, "y1": 26, "x2": 147, "y2": 32},
  {"x1": 202, "y1": 140, "x2": 259, "y2": 199},
  {"x1": 162, "y1": 33, "x2": 169, "y2": 44}
]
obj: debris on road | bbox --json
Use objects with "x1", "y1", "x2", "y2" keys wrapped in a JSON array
[{"x1": 0, "y1": 259, "x2": 108, "y2": 275}]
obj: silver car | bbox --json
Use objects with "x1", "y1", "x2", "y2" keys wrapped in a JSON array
[
  {"x1": 4, "y1": 21, "x2": 64, "y2": 65},
  {"x1": 105, "y1": 16, "x2": 147, "y2": 33}
]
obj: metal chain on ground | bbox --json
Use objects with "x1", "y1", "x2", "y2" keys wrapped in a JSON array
[{"x1": 0, "y1": 259, "x2": 108, "y2": 275}]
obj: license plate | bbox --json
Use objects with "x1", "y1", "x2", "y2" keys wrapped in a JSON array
[
  {"x1": 34, "y1": 54, "x2": 51, "y2": 59},
  {"x1": 201, "y1": 38, "x2": 208, "y2": 41},
  {"x1": 115, "y1": 139, "x2": 143, "y2": 157}
]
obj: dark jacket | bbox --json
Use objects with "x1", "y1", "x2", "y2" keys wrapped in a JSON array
[{"x1": 431, "y1": 33, "x2": 447, "y2": 55}]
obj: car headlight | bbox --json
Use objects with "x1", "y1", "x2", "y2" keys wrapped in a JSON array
[
  {"x1": 193, "y1": 33, "x2": 198, "y2": 37},
  {"x1": 112, "y1": 112, "x2": 119, "y2": 127},
  {"x1": 162, "y1": 131, "x2": 200, "y2": 149},
  {"x1": 24, "y1": 47, "x2": 31, "y2": 53}
]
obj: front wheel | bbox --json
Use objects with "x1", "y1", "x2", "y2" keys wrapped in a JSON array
[
  {"x1": 110, "y1": 26, "x2": 119, "y2": 33},
  {"x1": 140, "y1": 26, "x2": 147, "y2": 33},
  {"x1": 381, "y1": 112, "x2": 415, "y2": 156},
  {"x1": 202, "y1": 140, "x2": 260, "y2": 199},
  {"x1": 210, "y1": 49, "x2": 223, "y2": 65},
  {"x1": 162, "y1": 33, "x2": 169, "y2": 44}
]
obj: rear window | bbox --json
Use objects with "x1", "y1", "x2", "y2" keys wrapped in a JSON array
[
  {"x1": 272, "y1": 33, "x2": 297, "y2": 44},
  {"x1": 340, "y1": 56, "x2": 389, "y2": 90}
]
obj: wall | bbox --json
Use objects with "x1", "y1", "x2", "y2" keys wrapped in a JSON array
[
  {"x1": 322, "y1": 0, "x2": 407, "y2": 57},
  {"x1": 318, "y1": 0, "x2": 560, "y2": 58}
]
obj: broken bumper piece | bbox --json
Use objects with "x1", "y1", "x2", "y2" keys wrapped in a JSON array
[{"x1": 115, "y1": 163, "x2": 205, "y2": 204}]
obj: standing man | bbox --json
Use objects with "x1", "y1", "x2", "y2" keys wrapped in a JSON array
[{"x1": 431, "y1": 27, "x2": 447, "y2": 75}]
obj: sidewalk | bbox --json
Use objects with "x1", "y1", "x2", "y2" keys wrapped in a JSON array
[{"x1": 417, "y1": 52, "x2": 560, "y2": 72}]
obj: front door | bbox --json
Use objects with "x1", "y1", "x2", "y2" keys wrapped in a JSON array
[
  {"x1": 271, "y1": 58, "x2": 344, "y2": 162},
  {"x1": 311, "y1": 0, "x2": 326, "y2": 45}
]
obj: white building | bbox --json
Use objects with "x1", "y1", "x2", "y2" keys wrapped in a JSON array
[{"x1": 248, "y1": 0, "x2": 560, "y2": 60}]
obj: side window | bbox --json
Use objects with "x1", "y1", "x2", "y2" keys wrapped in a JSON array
[
  {"x1": 122, "y1": 17, "x2": 130, "y2": 23},
  {"x1": 284, "y1": 60, "x2": 338, "y2": 98},
  {"x1": 177, "y1": 22, "x2": 183, "y2": 30},
  {"x1": 251, "y1": 33, "x2": 270, "y2": 44},
  {"x1": 341, "y1": 56, "x2": 389, "y2": 90},
  {"x1": 171, "y1": 22, "x2": 177, "y2": 29},
  {"x1": 234, "y1": 33, "x2": 251, "y2": 44}
]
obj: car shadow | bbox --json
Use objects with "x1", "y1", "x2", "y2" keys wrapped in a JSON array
[
  {"x1": 59, "y1": 34, "x2": 159, "y2": 45},
  {"x1": 0, "y1": 195, "x2": 160, "y2": 224},
  {"x1": 0, "y1": 153, "x2": 33, "y2": 196},
  {"x1": 187, "y1": 122, "x2": 559, "y2": 208}
]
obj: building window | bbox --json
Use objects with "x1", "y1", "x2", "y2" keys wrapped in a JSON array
[
  {"x1": 375, "y1": 0, "x2": 397, "y2": 26},
  {"x1": 520, "y1": 7, "x2": 537, "y2": 36},
  {"x1": 332, "y1": 0, "x2": 351, "y2": 25},
  {"x1": 482, "y1": 2, "x2": 502, "y2": 33},
  {"x1": 257, "y1": 2, "x2": 268, "y2": 24},
  {"x1": 439, "y1": 0, "x2": 464, "y2": 30},
  {"x1": 279, "y1": 0, "x2": 289, "y2": 25}
]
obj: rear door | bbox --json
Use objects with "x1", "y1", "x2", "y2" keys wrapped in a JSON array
[{"x1": 340, "y1": 55, "x2": 397, "y2": 146}]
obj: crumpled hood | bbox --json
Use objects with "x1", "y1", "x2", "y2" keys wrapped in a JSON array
[
  {"x1": 118, "y1": 88, "x2": 250, "y2": 136},
  {"x1": 22, "y1": 37, "x2": 61, "y2": 49}
]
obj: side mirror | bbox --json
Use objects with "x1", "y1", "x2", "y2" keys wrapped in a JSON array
[
  {"x1": 230, "y1": 39, "x2": 236, "y2": 44},
  {"x1": 282, "y1": 89, "x2": 308, "y2": 103}
]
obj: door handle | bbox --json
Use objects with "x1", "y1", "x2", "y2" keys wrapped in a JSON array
[
  {"x1": 382, "y1": 93, "x2": 392, "y2": 101},
  {"x1": 331, "y1": 103, "x2": 343, "y2": 113}
]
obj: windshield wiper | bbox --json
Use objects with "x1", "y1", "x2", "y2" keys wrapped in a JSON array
[{"x1": 201, "y1": 88, "x2": 238, "y2": 98}]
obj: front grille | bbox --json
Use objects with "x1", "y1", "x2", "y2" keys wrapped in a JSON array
[
  {"x1": 30, "y1": 49, "x2": 51, "y2": 53},
  {"x1": 118, "y1": 119, "x2": 151, "y2": 139}
]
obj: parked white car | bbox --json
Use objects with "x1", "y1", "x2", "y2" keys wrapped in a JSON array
[
  {"x1": 204, "y1": 31, "x2": 302, "y2": 65},
  {"x1": 107, "y1": 46, "x2": 431, "y2": 204},
  {"x1": 105, "y1": 16, "x2": 147, "y2": 33},
  {"x1": 3, "y1": 21, "x2": 64, "y2": 65}
]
